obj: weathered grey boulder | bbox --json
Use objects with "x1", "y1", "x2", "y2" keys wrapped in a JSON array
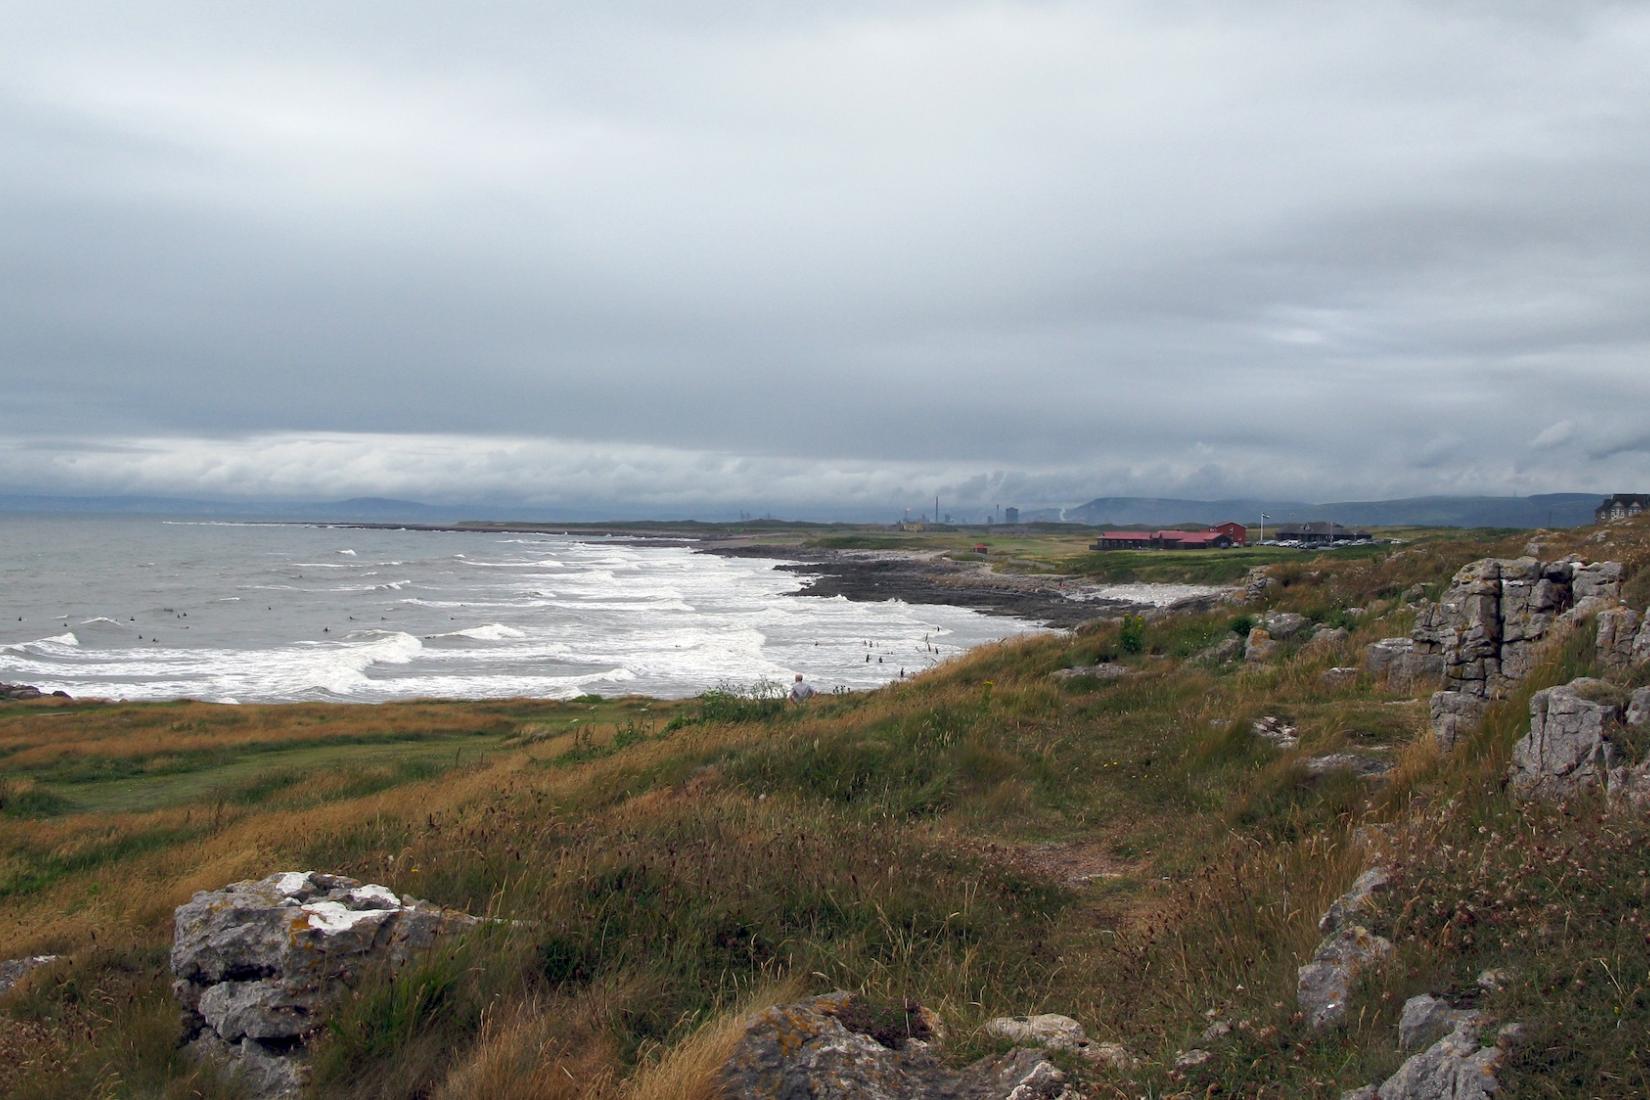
[
  {"x1": 1372, "y1": 1020, "x2": 1503, "y2": 1099},
  {"x1": 1298, "y1": 925, "x2": 1394, "y2": 1028},
  {"x1": 1245, "y1": 628, "x2": 1279, "y2": 662},
  {"x1": 1411, "y1": 560, "x2": 1507, "y2": 693},
  {"x1": 984, "y1": 1013, "x2": 1084, "y2": 1049},
  {"x1": 1243, "y1": 568, "x2": 1277, "y2": 604},
  {"x1": 984, "y1": 1013, "x2": 1123, "y2": 1066},
  {"x1": 1606, "y1": 759, "x2": 1650, "y2": 810},
  {"x1": 1299, "y1": 867, "x2": 1396, "y2": 1029},
  {"x1": 1252, "y1": 715, "x2": 1299, "y2": 750},
  {"x1": 1429, "y1": 691, "x2": 1488, "y2": 753},
  {"x1": 1595, "y1": 606, "x2": 1643, "y2": 671},
  {"x1": 1308, "y1": 626, "x2": 1351, "y2": 650},
  {"x1": 1199, "y1": 1018, "x2": 1233, "y2": 1043},
  {"x1": 1304, "y1": 753, "x2": 1393, "y2": 781},
  {"x1": 1635, "y1": 625, "x2": 1650, "y2": 667},
  {"x1": 1508, "y1": 679, "x2": 1628, "y2": 801},
  {"x1": 1411, "y1": 557, "x2": 1623, "y2": 701},
  {"x1": 1398, "y1": 994, "x2": 1480, "y2": 1051},
  {"x1": 185, "y1": 1033, "x2": 309, "y2": 1097},
  {"x1": 1264, "y1": 611, "x2": 1311, "y2": 640},
  {"x1": 0, "y1": 954, "x2": 58, "y2": 996},
  {"x1": 1197, "y1": 633, "x2": 1246, "y2": 664},
  {"x1": 172, "y1": 871, "x2": 479, "y2": 1096},
  {"x1": 1049, "y1": 663, "x2": 1132, "y2": 683},
  {"x1": 1365, "y1": 637, "x2": 1441, "y2": 689},
  {"x1": 1628, "y1": 686, "x2": 1650, "y2": 731},
  {"x1": 1322, "y1": 666, "x2": 1360, "y2": 687},
  {"x1": 1319, "y1": 867, "x2": 1392, "y2": 935},
  {"x1": 0, "y1": 682, "x2": 69, "y2": 701},
  {"x1": 717, "y1": 992, "x2": 1074, "y2": 1099},
  {"x1": 1572, "y1": 560, "x2": 1625, "y2": 603}
]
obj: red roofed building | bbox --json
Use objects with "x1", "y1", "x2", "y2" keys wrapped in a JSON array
[
  {"x1": 1090, "y1": 522, "x2": 1247, "y2": 551},
  {"x1": 1094, "y1": 530, "x2": 1155, "y2": 549}
]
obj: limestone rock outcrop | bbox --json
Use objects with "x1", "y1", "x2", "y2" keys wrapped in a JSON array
[
  {"x1": 0, "y1": 954, "x2": 58, "y2": 996},
  {"x1": 172, "y1": 871, "x2": 479, "y2": 1096},
  {"x1": 1400, "y1": 557, "x2": 1626, "y2": 750},
  {"x1": 1308, "y1": 626, "x2": 1352, "y2": 651},
  {"x1": 1252, "y1": 715, "x2": 1299, "y2": 750},
  {"x1": 1507, "y1": 679, "x2": 1644, "y2": 802},
  {"x1": 1298, "y1": 925, "x2": 1395, "y2": 1029},
  {"x1": 1243, "y1": 567, "x2": 1277, "y2": 604},
  {"x1": 1398, "y1": 994, "x2": 1480, "y2": 1051},
  {"x1": 1197, "y1": 634, "x2": 1246, "y2": 664},
  {"x1": 1245, "y1": 628, "x2": 1279, "y2": 663},
  {"x1": 984, "y1": 1012, "x2": 1128, "y2": 1066},
  {"x1": 1049, "y1": 663, "x2": 1132, "y2": 683},
  {"x1": 1596, "y1": 605, "x2": 1650, "y2": 671},
  {"x1": 1303, "y1": 753, "x2": 1393, "y2": 781},
  {"x1": 1318, "y1": 867, "x2": 1391, "y2": 935},
  {"x1": 717, "y1": 992, "x2": 1075, "y2": 1099},
  {"x1": 1263, "y1": 611, "x2": 1311, "y2": 640},
  {"x1": 1299, "y1": 868, "x2": 1394, "y2": 1029},
  {"x1": 1365, "y1": 637, "x2": 1439, "y2": 689},
  {"x1": 1429, "y1": 691, "x2": 1488, "y2": 753},
  {"x1": 1414, "y1": 558, "x2": 1584, "y2": 696},
  {"x1": 1370, "y1": 1020, "x2": 1503, "y2": 1099}
]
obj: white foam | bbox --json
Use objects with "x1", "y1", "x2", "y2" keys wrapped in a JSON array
[
  {"x1": 427, "y1": 624, "x2": 528, "y2": 641},
  {"x1": 337, "y1": 549, "x2": 357, "y2": 556},
  {"x1": 0, "y1": 632, "x2": 80, "y2": 653},
  {"x1": 1077, "y1": 583, "x2": 1227, "y2": 607}
]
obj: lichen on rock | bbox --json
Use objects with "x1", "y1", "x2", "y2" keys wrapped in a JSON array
[{"x1": 171, "y1": 871, "x2": 479, "y2": 1097}]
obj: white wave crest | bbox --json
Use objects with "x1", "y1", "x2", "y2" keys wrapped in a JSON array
[
  {"x1": 0, "y1": 631, "x2": 80, "y2": 653},
  {"x1": 427, "y1": 624, "x2": 528, "y2": 641}
]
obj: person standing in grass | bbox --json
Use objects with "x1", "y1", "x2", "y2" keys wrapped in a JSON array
[{"x1": 788, "y1": 673, "x2": 816, "y2": 704}]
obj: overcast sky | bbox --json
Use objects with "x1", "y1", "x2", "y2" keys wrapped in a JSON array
[{"x1": 3, "y1": 1, "x2": 1648, "y2": 518}]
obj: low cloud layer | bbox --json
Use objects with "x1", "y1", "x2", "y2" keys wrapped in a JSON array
[{"x1": 3, "y1": 2, "x2": 1647, "y2": 516}]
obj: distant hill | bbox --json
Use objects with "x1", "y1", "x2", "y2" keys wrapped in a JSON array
[
  {"x1": 1045, "y1": 493, "x2": 1602, "y2": 530},
  {"x1": 0, "y1": 494, "x2": 461, "y2": 522}
]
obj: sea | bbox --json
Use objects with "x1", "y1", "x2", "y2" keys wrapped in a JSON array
[{"x1": 0, "y1": 516, "x2": 1055, "y2": 704}]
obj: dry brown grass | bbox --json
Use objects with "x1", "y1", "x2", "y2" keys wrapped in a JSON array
[
  {"x1": 0, "y1": 700, "x2": 509, "y2": 765},
  {"x1": 9, "y1": 517, "x2": 1650, "y2": 1097}
]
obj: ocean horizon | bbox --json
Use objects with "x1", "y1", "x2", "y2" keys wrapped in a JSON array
[{"x1": 0, "y1": 515, "x2": 1048, "y2": 704}]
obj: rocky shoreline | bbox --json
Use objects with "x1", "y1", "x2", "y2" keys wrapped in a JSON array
[
  {"x1": 702, "y1": 542, "x2": 1226, "y2": 628},
  {"x1": 309, "y1": 522, "x2": 1230, "y2": 628}
]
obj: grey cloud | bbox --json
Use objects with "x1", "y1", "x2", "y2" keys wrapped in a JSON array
[{"x1": 1, "y1": 2, "x2": 1647, "y2": 512}]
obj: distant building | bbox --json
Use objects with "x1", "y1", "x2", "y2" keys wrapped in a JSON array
[
  {"x1": 1273, "y1": 521, "x2": 1370, "y2": 545},
  {"x1": 1090, "y1": 522, "x2": 1247, "y2": 551},
  {"x1": 1004, "y1": 507, "x2": 1020, "y2": 525},
  {"x1": 1596, "y1": 494, "x2": 1650, "y2": 523}
]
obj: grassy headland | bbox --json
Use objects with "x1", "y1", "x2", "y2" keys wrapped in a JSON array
[{"x1": 3, "y1": 522, "x2": 1648, "y2": 1097}]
